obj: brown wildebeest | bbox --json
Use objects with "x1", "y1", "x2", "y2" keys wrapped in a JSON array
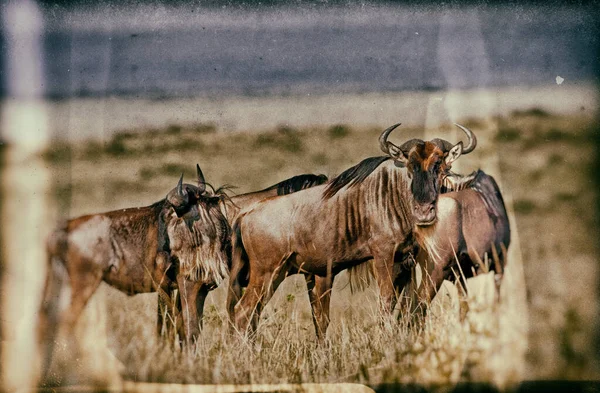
[
  {"x1": 157, "y1": 173, "x2": 328, "y2": 336},
  {"x1": 397, "y1": 169, "x2": 511, "y2": 323},
  {"x1": 228, "y1": 123, "x2": 477, "y2": 339},
  {"x1": 38, "y1": 164, "x2": 231, "y2": 372}
]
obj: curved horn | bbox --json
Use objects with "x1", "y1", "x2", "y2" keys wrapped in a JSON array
[
  {"x1": 177, "y1": 173, "x2": 185, "y2": 197},
  {"x1": 196, "y1": 164, "x2": 206, "y2": 194},
  {"x1": 454, "y1": 123, "x2": 477, "y2": 154},
  {"x1": 378, "y1": 123, "x2": 402, "y2": 155}
]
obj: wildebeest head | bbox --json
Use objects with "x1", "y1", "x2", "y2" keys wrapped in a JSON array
[
  {"x1": 165, "y1": 164, "x2": 231, "y2": 285},
  {"x1": 379, "y1": 123, "x2": 477, "y2": 226},
  {"x1": 165, "y1": 164, "x2": 208, "y2": 216}
]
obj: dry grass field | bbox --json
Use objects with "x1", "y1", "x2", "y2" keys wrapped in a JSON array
[{"x1": 40, "y1": 109, "x2": 599, "y2": 388}]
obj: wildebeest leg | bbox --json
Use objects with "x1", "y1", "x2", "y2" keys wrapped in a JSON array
[
  {"x1": 62, "y1": 264, "x2": 104, "y2": 332},
  {"x1": 176, "y1": 275, "x2": 203, "y2": 346},
  {"x1": 155, "y1": 252, "x2": 178, "y2": 338},
  {"x1": 305, "y1": 274, "x2": 332, "y2": 342},
  {"x1": 442, "y1": 252, "x2": 472, "y2": 322},
  {"x1": 195, "y1": 285, "x2": 209, "y2": 329},
  {"x1": 490, "y1": 243, "x2": 507, "y2": 302},
  {"x1": 227, "y1": 222, "x2": 250, "y2": 333},
  {"x1": 157, "y1": 289, "x2": 181, "y2": 339},
  {"x1": 38, "y1": 257, "x2": 69, "y2": 379},
  {"x1": 234, "y1": 271, "x2": 268, "y2": 337},
  {"x1": 226, "y1": 283, "x2": 242, "y2": 334},
  {"x1": 449, "y1": 270, "x2": 470, "y2": 322},
  {"x1": 156, "y1": 291, "x2": 169, "y2": 337},
  {"x1": 234, "y1": 261, "x2": 289, "y2": 338},
  {"x1": 250, "y1": 263, "x2": 289, "y2": 336},
  {"x1": 226, "y1": 252, "x2": 248, "y2": 332},
  {"x1": 409, "y1": 256, "x2": 446, "y2": 329},
  {"x1": 456, "y1": 254, "x2": 477, "y2": 321},
  {"x1": 226, "y1": 280, "x2": 244, "y2": 335},
  {"x1": 394, "y1": 268, "x2": 415, "y2": 318},
  {"x1": 372, "y1": 257, "x2": 396, "y2": 314},
  {"x1": 157, "y1": 290, "x2": 168, "y2": 337}
]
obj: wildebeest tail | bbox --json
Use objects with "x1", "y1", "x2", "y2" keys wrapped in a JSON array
[
  {"x1": 38, "y1": 224, "x2": 70, "y2": 380},
  {"x1": 227, "y1": 217, "x2": 249, "y2": 318},
  {"x1": 347, "y1": 260, "x2": 375, "y2": 294}
]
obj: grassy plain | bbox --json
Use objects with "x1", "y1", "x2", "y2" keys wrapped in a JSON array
[{"x1": 41, "y1": 109, "x2": 599, "y2": 387}]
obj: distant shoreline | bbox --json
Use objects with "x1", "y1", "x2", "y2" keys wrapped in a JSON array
[{"x1": 2, "y1": 82, "x2": 597, "y2": 143}]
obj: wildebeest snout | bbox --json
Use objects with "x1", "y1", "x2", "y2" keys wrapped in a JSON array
[{"x1": 413, "y1": 202, "x2": 436, "y2": 225}]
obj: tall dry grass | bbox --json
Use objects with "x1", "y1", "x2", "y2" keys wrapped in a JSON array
[{"x1": 100, "y1": 257, "x2": 525, "y2": 389}]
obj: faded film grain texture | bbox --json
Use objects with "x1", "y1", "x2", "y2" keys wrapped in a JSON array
[
  {"x1": 3, "y1": 2, "x2": 598, "y2": 389},
  {"x1": 36, "y1": 112, "x2": 598, "y2": 386}
]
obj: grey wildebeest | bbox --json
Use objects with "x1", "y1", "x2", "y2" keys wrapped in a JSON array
[
  {"x1": 157, "y1": 173, "x2": 328, "y2": 336},
  {"x1": 397, "y1": 169, "x2": 511, "y2": 324},
  {"x1": 38, "y1": 164, "x2": 231, "y2": 371},
  {"x1": 228, "y1": 123, "x2": 477, "y2": 339}
]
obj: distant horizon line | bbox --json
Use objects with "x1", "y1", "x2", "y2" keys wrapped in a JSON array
[{"x1": 2, "y1": 78, "x2": 597, "y2": 102}]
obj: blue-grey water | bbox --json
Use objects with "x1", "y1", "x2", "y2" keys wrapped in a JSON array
[{"x1": 34, "y1": 5, "x2": 599, "y2": 98}]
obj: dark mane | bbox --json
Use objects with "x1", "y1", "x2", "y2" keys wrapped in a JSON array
[
  {"x1": 323, "y1": 156, "x2": 391, "y2": 199},
  {"x1": 265, "y1": 174, "x2": 329, "y2": 196},
  {"x1": 150, "y1": 198, "x2": 167, "y2": 210}
]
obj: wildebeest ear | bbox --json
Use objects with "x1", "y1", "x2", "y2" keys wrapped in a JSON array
[
  {"x1": 196, "y1": 164, "x2": 206, "y2": 194},
  {"x1": 388, "y1": 144, "x2": 408, "y2": 166},
  {"x1": 445, "y1": 142, "x2": 463, "y2": 165}
]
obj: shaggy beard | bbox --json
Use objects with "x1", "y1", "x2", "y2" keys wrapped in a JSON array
[
  {"x1": 167, "y1": 209, "x2": 230, "y2": 286},
  {"x1": 176, "y1": 244, "x2": 229, "y2": 286}
]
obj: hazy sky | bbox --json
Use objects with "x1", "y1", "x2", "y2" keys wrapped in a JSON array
[{"x1": 2, "y1": 2, "x2": 598, "y2": 98}]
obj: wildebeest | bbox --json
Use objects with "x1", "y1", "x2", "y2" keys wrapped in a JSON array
[
  {"x1": 398, "y1": 169, "x2": 511, "y2": 323},
  {"x1": 157, "y1": 173, "x2": 328, "y2": 336},
  {"x1": 38, "y1": 164, "x2": 231, "y2": 372},
  {"x1": 228, "y1": 123, "x2": 477, "y2": 339}
]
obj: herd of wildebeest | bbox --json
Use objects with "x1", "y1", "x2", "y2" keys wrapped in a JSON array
[{"x1": 37, "y1": 123, "x2": 510, "y2": 373}]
